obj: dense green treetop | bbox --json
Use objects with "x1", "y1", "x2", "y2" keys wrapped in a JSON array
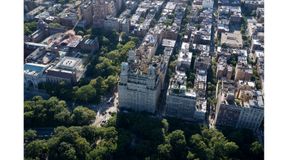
[{"x1": 24, "y1": 96, "x2": 96, "y2": 128}]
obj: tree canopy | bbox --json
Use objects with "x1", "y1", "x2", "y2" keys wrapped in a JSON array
[
  {"x1": 24, "y1": 96, "x2": 71, "y2": 127},
  {"x1": 25, "y1": 112, "x2": 263, "y2": 160},
  {"x1": 190, "y1": 128, "x2": 239, "y2": 160},
  {"x1": 25, "y1": 140, "x2": 48, "y2": 159},
  {"x1": 24, "y1": 129, "x2": 37, "y2": 143},
  {"x1": 24, "y1": 21, "x2": 37, "y2": 35},
  {"x1": 71, "y1": 106, "x2": 96, "y2": 126},
  {"x1": 24, "y1": 96, "x2": 96, "y2": 128},
  {"x1": 74, "y1": 85, "x2": 97, "y2": 103}
]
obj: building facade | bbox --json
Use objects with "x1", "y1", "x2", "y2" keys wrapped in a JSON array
[
  {"x1": 165, "y1": 72, "x2": 197, "y2": 121},
  {"x1": 214, "y1": 80, "x2": 264, "y2": 130},
  {"x1": 118, "y1": 33, "x2": 167, "y2": 113}
]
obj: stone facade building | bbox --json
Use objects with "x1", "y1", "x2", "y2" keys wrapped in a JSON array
[
  {"x1": 118, "y1": 33, "x2": 168, "y2": 113},
  {"x1": 214, "y1": 80, "x2": 264, "y2": 130},
  {"x1": 165, "y1": 72, "x2": 197, "y2": 121}
]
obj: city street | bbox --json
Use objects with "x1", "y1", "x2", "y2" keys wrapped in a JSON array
[{"x1": 92, "y1": 92, "x2": 118, "y2": 127}]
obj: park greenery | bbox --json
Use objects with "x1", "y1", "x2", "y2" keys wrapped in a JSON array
[
  {"x1": 55, "y1": 0, "x2": 76, "y2": 5},
  {"x1": 24, "y1": 96, "x2": 96, "y2": 128},
  {"x1": 25, "y1": 112, "x2": 263, "y2": 160},
  {"x1": 207, "y1": 58, "x2": 218, "y2": 108},
  {"x1": 49, "y1": 22, "x2": 63, "y2": 29},
  {"x1": 24, "y1": 21, "x2": 37, "y2": 35},
  {"x1": 186, "y1": 53, "x2": 197, "y2": 89},
  {"x1": 24, "y1": 129, "x2": 37, "y2": 143}
]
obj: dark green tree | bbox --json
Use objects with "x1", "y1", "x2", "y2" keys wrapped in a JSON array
[
  {"x1": 166, "y1": 130, "x2": 187, "y2": 159},
  {"x1": 157, "y1": 143, "x2": 172, "y2": 160},
  {"x1": 250, "y1": 141, "x2": 264, "y2": 159},
  {"x1": 57, "y1": 142, "x2": 77, "y2": 160},
  {"x1": 186, "y1": 151, "x2": 196, "y2": 160},
  {"x1": 71, "y1": 106, "x2": 96, "y2": 125},
  {"x1": 24, "y1": 96, "x2": 72, "y2": 127},
  {"x1": 48, "y1": 126, "x2": 91, "y2": 160},
  {"x1": 74, "y1": 85, "x2": 96, "y2": 103},
  {"x1": 190, "y1": 128, "x2": 239, "y2": 160},
  {"x1": 25, "y1": 140, "x2": 48, "y2": 159},
  {"x1": 102, "y1": 36, "x2": 110, "y2": 46},
  {"x1": 161, "y1": 119, "x2": 169, "y2": 133},
  {"x1": 24, "y1": 21, "x2": 37, "y2": 35},
  {"x1": 80, "y1": 126, "x2": 98, "y2": 143},
  {"x1": 24, "y1": 129, "x2": 37, "y2": 142}
]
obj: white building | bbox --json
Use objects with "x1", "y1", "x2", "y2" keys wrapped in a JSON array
[
  {"x1": 46, "y1": 57, "x2": 85, "y2": 83},
  {"x1": 118, "y1": 33, "x2": 167, "y2": 113},
  {"x1": 202, "y1": 0, "x2": 214, "y2": 9},
  {"x1": 165, "y1": 72, "x2": 197, "y2": 121},
  {"x1": 24, "y1": 63, "x2": 48, "y2": 89},
  {"x1": 118, "y1": 62, "x2": 162, "y2": 113},
  {"x1": 177, "y1": 42, "x2": 192, "y2": 71}
]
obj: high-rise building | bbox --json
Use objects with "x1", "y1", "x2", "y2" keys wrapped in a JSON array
[
  {"x1": 93, "y1": 0, "x2": 117, "y2": 27},
  {"x1": 118, "y1": 33, "x2": 168, "y2": 113},
  {"x1": 114, "y1": 0, "x2": 125, "y2": 13},
  {"x1": 80, "y1": 1, "x2": 93, "y2": 26},
  {"x1": 214, "y1": 80, "x2": 264, "y2": 130},
  {"x1": 177, "y1": 42, "x2": 192, "y2": 72},
  {"x1": 165, "y1": 72, "x2": 197, "y2": 121}
]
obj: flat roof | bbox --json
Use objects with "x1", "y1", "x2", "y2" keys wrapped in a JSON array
[
  {"x1": 162, "y1": 39, "x2": 176, "y2": 48},
  {"x1": 59, "y1": 58, "x2": 78, "y2": 68},
  {"x1": 25, "y1": 42, "x2": 48, "y2": 48},
  {"x1": 221, "y1": 31, "x2": 243, "y2": 48},
  {"x1": 165, "y1": 2, "x2": 176, "y2": 11},
  {"x1": 24, "y1": 63, "x2": 47, "y2": 75}
]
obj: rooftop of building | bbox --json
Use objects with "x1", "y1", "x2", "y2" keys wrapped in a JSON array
[
  {"x1": 221, "y1": 31, "x2": 243, "y2": 48},
  {"x1": 55, "y1": 56, "x2": 82, "y2": 71},
  {"x1": 218, "y1": 0, "x2": 241, "y2": 5},
  {"x1": 164, "y1": 47, "x2": 174, "y2": 57},
  {"x1": 25, "y1": 47, "x2": 54, "y2": 64},
  {"x1": 162, "y1": 39, "x2": 176, "y2": 48},
  {"x1": 217, "y1": 47, "x2": 248, "y2": 57},
  {"x1": 196, "y1": 70, "x2": 207, "y2": 82},
  {"x1": 58, "y1": 7, "x2": 78, "y2": 19},
  {"x1": 196, "y1": 98, "x2": 207, "y2": 112},
  {"x1": 219, "y1": 5, "x2": 241, "y2": 13},
  {"x1": 193, "y1": 44, "x2": 211, "y2": 53},
  {"x1": 81, "y1": 0, "x2": 92, "y2": 8},
  {"x1": 219, "y1": 80, "x2": 264, "y2": 109},
  {"x1": 168, "y1": 72, "x2": 196, "y2": 98},
  {"x1": 82, "y1": 38, "x2": 98, "y2": 45},
  {"x1": 178, "y1": 49, "x2": 192, "y2": 64},
  {"x1": 195, "y1": 54, "x2": 211, "y2": 65},
  {"x1": 165, "y1": 2, "x2": 177, "y2": 11},
  {"x1": 43, "y1": 30, "x2": 83, "y2": 48},
  {"x1": 24, "y1": 63, "x2": 48, "y2": 76},
  {"x1": 35, "y1": 11, "x2": 50, "y2": 19},
  {"x1": 27, "y1": 6, "x2": 45, "y2": 16},
  {"x1": 126, "y1": 33, "x2": 164, "y2": 76}
]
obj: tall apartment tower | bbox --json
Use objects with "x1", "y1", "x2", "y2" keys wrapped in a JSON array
[
  {"x1": 214, "y1": 80, "x2": 264, "y2": 130},
  {"x1": 118, "y1": 34, "x2": 166, "y2": 113},
  {"x1": 165, "y1": 72, "x2": 197, "y2": 121},
  {"x1": 80, "y1": 1, "x2": 93, "y2": 26},
  {"x1": 118, "y1": 61, "x2": 161, "y2": 113},
  {"x1": 114, "y1": 0, "x2": 125, "y2": 13},
  {"x1": 92, "y1": 0, "x2": 116, "y2": 27}
]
